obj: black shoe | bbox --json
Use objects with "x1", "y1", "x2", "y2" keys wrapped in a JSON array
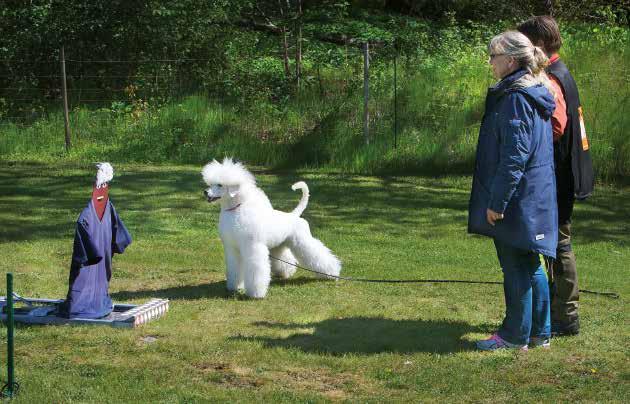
[{"x1": 551, "y1": 318, "x2": 580, "y2": 337}]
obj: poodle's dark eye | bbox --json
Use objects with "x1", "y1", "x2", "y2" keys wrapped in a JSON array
[{"x1": 216, "y1": 184, "x2": 222, "y2": 188}]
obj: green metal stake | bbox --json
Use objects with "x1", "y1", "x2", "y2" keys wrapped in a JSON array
[
  {"x1": 393, "y1": 40, "x2": 398, "y2": 149},
  {"x1": 3, "y1": 273, "x2": 16, "y2": 398}
]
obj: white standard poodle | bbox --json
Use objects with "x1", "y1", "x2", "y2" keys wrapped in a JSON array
[{"x1": 201, "y1": 158, "x2": 341, "y2": 298}]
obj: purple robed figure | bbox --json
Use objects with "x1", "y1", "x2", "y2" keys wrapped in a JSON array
[{"x1": 59, "y1": 199, "x2": 131, "y2": 318}]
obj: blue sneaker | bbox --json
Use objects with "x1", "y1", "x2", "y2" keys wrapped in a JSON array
[
  {"x1": 528, "y1": 336, "x2": 551, "y2": 349},
  {"x1": 476, "y1": 333, "x2": 528, "y2": 351}
]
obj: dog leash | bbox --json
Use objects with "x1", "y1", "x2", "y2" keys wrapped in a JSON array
[{"x1": 268, "y1": 255, "x2": 620, "y2": 299}]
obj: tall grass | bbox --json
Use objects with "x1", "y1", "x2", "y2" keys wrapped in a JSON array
[
  {"x1": 1, "y1": 23, "x2": 628, "y2": 180},
  {"x1": 562, "y1": 24, "x2": 630, "y2": 181},
  {"x1": 0, "y1": 97, "x2": 294, "y2": 166}
]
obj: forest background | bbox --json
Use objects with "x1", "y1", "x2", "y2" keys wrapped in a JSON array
[{"x1": 1, "y1": 0, "x2": 629, "y2": 180}]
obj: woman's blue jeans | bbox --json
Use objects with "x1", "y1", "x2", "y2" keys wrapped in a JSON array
[{"x1": 494, "y1": 239, "x2": 551, "y2": 345}]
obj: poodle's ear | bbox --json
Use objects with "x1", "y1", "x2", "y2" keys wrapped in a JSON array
[{"x1": 226, "y1": 185, "x2": 239, "y2": 198}]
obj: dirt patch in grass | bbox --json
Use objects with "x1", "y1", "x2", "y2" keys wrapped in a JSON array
[
  {"x1": 192, "y1": 362, "x2": 265, "y2": 388},
  {"x1": 268, "y1": 367, "x2": 372, "y2": 400},
  {"x1": 191, "y1": 362, "x2": 368, "y2": 398}
]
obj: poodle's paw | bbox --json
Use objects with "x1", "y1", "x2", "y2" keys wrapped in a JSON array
[
  {"x1": 244, "y1": 285, "x2": 269, "y2": 299},
  {"x1": 226, "y1": 281, "x2": 244, "y2": 293}
]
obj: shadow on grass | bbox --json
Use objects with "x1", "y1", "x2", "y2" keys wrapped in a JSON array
[
  {"x1": 232, "y1": 317, "x2": 491, "y2": 355},
  {"x1": 0, "y1": 162, "x2": 202, "y2": 243},
  {"x1": 110, "y1": 276, "x2": 323, "y2": 301},
  {"x1": 2, "y1": 162, "x2": 629, "y2": 248},
  {"x1": 272, "y1": 277, "x2": 326, "y2": 288},
  {"x1": 110, "y1": 280, "x2": 230, "y2": 301}
]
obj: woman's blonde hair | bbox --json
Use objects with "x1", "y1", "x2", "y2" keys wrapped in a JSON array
[{"x1": 489, "y1": 30, "x2": 554, "y2": 94}]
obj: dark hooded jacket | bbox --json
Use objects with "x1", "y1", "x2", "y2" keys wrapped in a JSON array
[{"x1": 468, "y1": 69, "x2": 558, "y2": 258}]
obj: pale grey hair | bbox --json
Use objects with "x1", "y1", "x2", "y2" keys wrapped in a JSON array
[{"x1": 489, "y1": 30, "x2": 555, "y2": 94}]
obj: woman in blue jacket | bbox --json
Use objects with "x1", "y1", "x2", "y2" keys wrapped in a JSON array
[{"x1": 469, "y1": 31, "x2": 557, "y2": 351}]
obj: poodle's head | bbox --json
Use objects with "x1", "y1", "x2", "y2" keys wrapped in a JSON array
[{"x1": 201, "y1": 158, "x2": 256, "y2": 204}]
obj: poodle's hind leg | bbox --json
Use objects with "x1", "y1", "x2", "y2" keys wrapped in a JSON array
[
  {"x1": 289, "y1": 219, "x2": 341, "y2": 279},
  {"x1": 241, "y1": 243, "x2": 272, "y2": 298},
  {"x1": 224, "y1": 245, "x2": 243, "y2": 292},
  {"x1": 270, "y1": 245, "x2": 297, "y2": 279}
]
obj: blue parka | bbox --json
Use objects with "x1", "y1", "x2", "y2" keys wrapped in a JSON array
[{"x1": 468, "y1": 69, "x2": 558, "y2": 258}]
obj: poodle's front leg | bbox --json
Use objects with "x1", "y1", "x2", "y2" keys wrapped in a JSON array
[
  {"x1": 224, "y1": 245, "x2": 243, "y2": 292},
  {"x1": 241, "y1": 242, "x2": 271, "y2": 298}
]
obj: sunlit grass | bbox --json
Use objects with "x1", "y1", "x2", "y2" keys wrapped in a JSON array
[{"x1": 0, "y1": 163, "x2": 628, "y2": 401}]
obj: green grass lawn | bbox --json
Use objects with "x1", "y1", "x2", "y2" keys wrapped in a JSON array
[{"x1": 0, "y1": 162, "x2": 628, "y2": 402}]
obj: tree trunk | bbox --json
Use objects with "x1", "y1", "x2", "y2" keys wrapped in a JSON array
[
  {"x1": 295, "y1": 0, "x2": 302, "y2": 90},
  {"x1": 363, "y1": 42, "x2": 370, "y2": 145},
  {"x1": 278, "y1": 0, "x2": 291, "y2": 79},
  {"x1": 282, "y1": 28, "x2": 291, "y2": 78}
]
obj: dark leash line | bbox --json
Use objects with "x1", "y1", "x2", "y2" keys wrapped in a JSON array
[
  {"x1": 578, "y1": 289, "x2": 619, "y2": 298},
  {"x1": 269, "y1": 255, "x2": 620, "y2": 299}
]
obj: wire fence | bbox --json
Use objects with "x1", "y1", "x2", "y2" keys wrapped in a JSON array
[
  {"x1": 1, "y1": 44, "x2": 628, "y2": 174},
  {"x1": 0, "y1": 44, "x2": 403, "y2": 142}
]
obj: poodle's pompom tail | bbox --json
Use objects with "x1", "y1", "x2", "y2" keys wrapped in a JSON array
[
  {"x1": 201, "y1": 157, "x2": 256, "y2": 187},
  {"x1": 95, "y1": 162, "x2": 113, "y2": 188},
  {"x1": 291, "y1": 233, "x2": 341, "y2": 280},
  {"x1": 291, "y1": 181, "x2": 309, "y2": 216}
]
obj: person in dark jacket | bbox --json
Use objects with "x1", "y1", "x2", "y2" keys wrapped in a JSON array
[
  {"x1": 469, "y1": 31, "x2": 557, "y2": 351},
  {"x1": 518, "y1": 15, "x2": 594, "y2": 337}
]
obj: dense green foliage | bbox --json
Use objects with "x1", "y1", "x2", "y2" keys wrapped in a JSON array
[
  {"x1": 0, "y1": 0, "x2": 625, "y2": 110},
  {"x1": 1, "y1": 2, "x2": 629, "y2": 180},
  {"x1": 2, "y1": 1, "x2": 627, "y2": 105}
]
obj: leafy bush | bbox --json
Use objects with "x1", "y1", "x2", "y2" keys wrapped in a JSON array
[{"x1": 1, "y1": 8, "x2": 629, "y2": 181}]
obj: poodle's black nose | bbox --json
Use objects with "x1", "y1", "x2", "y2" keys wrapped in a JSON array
[{"x1": 203, "y1": 190, "x2": 208, "y2": 197}]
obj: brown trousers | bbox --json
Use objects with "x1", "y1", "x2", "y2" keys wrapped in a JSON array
[{"x1": 548, "y1": 223, "x2": 579, "y2": 324}]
